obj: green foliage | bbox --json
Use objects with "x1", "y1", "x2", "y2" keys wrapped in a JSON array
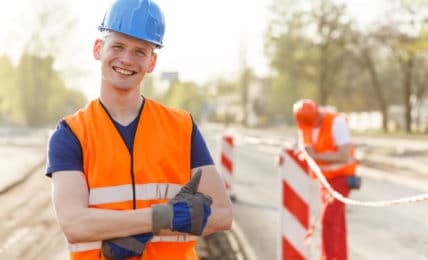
[
  {"x1": 141, "y1": 75, "x2": 156, "y2": 99},
  {"x1": 0, "y1": 1, "x2": 86, "y2": 127},
  {"x1": 16, "y1": 54, "x2": 52, "y2": 126},
  {"x1": 160, "y1": 81, "x2": 206, "y2": 121},
  {"x1": 214, "y1": 79, "x2": 238, "y2": 96},
  {"x1": 263, "y1": 0, "x2": 428, "y2": 131},
  {"x1": 239, "y1": 67, "x2": 253, "y2": 126},
  {"x1": 264, "y1": 4, "x2": 324, "y2": 122},
  {"x1": 0, "y1": 56, "x2": 19, "y2": 123},
  {"x1": 4, "y1": 53, "x2": 87, "y2": 126}
]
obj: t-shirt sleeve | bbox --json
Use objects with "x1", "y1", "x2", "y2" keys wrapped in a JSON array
[
  {"x1": 332, "y1": 115, "x2": 351, "y2": 146},
  {"x1": 45, "y1": 120, "x2": 83, "y2": 177},
  {"x1": 190, "y1": 120, "x2": 214, "y2": 168}
]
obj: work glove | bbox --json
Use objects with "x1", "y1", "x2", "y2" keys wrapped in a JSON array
[
  {"x1": 102, "y1": 233, "x2": 153, "y2": 260},
  {"x1": 151, "y1": 169, "x2": 212, "y2": 236}
]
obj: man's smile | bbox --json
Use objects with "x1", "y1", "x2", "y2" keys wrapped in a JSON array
[{"x1": 113, "y1": 66, "x2": 136, "y2": 76}]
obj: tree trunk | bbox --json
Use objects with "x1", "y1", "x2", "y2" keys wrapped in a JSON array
[
  {"x1": 362, "y1": 49, "x2": 389, "y2": 132},
  {"x1": 400, "y1": 54, "x2": 414, "y2": 133}
]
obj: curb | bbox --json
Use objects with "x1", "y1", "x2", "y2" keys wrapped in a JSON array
[
  {"x1": 0, "y1": 157, "x2": 46, "y2": 195},
  {"x1": 228, "y1": 220, "x2": 258, "y2": 260}
]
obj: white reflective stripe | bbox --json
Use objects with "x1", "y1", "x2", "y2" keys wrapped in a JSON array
[
  {"x1": 282, "y1": 151, "x2": 311, "y2": 205},
  {"x1": 89, "y1": 183, "x2": 183, "y2": 205},
  {"x1": 319, "y1": 159, "x2": 356, "y2": 171},
  {"x1": 136, "y1": 183, "x2": 182, "y2": 201},
  {"x1": 281, "y1": 207, "x2": 308, "y2": 258},
  {"x1": 67, "y1": 235, "x2": 197, "y2": 252},
  {"x1": 151, "y1": 234, "x2": 197, "y2": 242},
  {"x1": 68, "y1": 241, "x2": 101, "y2": 252},
  {"x1": 221, "y1": 165, "x2": 233, "y2": 186}
]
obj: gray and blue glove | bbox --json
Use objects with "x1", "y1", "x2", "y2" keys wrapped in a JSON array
[
  {"x1": 102, "y1": 233, "x2": 153, "y2": 260},
  {"x1": 151, "y1": 169, "x2": 212, "y2": 235}
]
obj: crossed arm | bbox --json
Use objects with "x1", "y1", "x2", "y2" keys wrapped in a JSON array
[
  {"x1": 51, "y1": 165, "x2": 233, "y2": 243},
  {"x1": 304, "y1": 143, "x2": 353, "y2": 163}
]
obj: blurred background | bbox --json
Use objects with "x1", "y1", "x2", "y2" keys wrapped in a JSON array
[
  {"x1": 1, "y1": 0, "x2": 428, "y2": 133},
  {"x1": 1, "y1": 0, "x2": 428, "y2": 259}
]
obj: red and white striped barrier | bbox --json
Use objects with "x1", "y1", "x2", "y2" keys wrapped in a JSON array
[
  {"x1": 278, "y1": 149, "x2": 311, "y2": 260},
  {"x1": 220, "y1": 133, "x2": 234, "y2": 195}
]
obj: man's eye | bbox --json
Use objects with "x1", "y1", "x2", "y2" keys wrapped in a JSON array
[
  {"x1": 136, "y1": 50, "x2": 146, "y2": 56},
  {"x1": 112, "y1": 45, "x2": 123, "y2": 50}
]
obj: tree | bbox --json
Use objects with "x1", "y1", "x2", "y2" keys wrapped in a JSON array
[
  {"x1": 16, "y1": 54, "x2": 85, "y2": 126},
  {"x1": 378, "y1": 0, "x2": 428, "y2": 132},
  {"x1": 265, "y1": 7, "x2": 317, "y2": 122},
  {"x1": 346, "y1": 30, "x2": 392, "y2": 132},
  {"x1": 141, "y1": 75, "x2": 156, "y2": 99},
  {"x1": 239, "y1": 67, "x2": 253, "y2": 126},
  {"x1": 264, "y1": 0, "x2": 354, "y2": 123},
  {"x1": 3, "y1": 0, "x2": 87, "y2": 126},
  {"x1": 16, "y1": 54, "x2": 50, "y2": 125},
  {"x1": 313, "y1": 0, "x2": 354, "y2": 105},
  {"x1": 0, "y1": 56, "x2": 18, "y2": 123},
  {"x1": 160, "y1": 81, "x2": 206, "y2": 121}
]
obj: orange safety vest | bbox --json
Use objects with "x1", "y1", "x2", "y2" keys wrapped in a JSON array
[
  {"x1": 299, "y1": 112, "x2": 357, "y2": 179},
  {"x1": 64, "y1": 98, "x2": 197, "y2": 260}
]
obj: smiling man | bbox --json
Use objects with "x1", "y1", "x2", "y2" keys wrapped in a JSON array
[{"x1": 45, "y1": 0, "x2": 233, "y2": 259}]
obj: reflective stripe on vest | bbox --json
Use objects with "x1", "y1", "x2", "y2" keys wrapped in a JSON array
[
  {"x1": 64, "y1": 98, "x2": 195, "y2": 260},
  {"x1": 299, "y1": 111, "x2": 357, "y2": 179},
  {"x1": 315, "y1": 112, "x2": 356, "y2": 178},
  {"x1": 68, "y1": 241, "x2": 101, "y2": 252},
  {"x1": 318, "y1": 158, "x2": 357, "y2": 172},
  {"x1": 89, "y1": 183, "x2": 182, "y2": 205},
  {"x1": 68, "y1": 235, "x2": 198, "y2": 253}
]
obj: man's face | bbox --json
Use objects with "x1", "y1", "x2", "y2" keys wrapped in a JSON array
[{"x1": 93, "y1": 31, "x2": 157, "y2": 91}]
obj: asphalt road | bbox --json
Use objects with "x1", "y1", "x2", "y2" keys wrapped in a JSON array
[
  {"x1": 0, "y1": 130, "x2": 246, "y2": 260},
  {"x1": 2, "y1": 126, "x2": 427, "y2": 260},
  {"x1": 203, "y1": 125, "x2": 428, "y2": 260}
]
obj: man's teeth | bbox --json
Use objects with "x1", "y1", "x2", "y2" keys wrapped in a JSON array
[{"x1": 115, "y1": 67, "x2": 133, "y2": 75}]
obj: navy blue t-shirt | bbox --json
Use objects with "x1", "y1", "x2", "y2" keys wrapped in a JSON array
[{"x1": 46, "y1": 117, "x2": 214, "y2": 176}]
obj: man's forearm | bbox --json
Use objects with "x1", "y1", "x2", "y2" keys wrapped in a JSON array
[
  {"x1": 201, "y1": 205, "x2": 233, "y2": 236},
  {"x1": 61, "y1": 207, "x2": 153, "y2": 243},
  {"x1": 308, "y1": 144, "x2": 352, "y2": 163},
  {"x1": 314, "y1": 151, "x2": 348, "y2": 163}
]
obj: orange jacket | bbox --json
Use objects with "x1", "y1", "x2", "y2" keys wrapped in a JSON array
[
  {"x1": 64, "y1": 98, "x2": 197, "y2": 260},
  {"x1": 299, "y1": 112, "x2": 357, "y2": 179}
]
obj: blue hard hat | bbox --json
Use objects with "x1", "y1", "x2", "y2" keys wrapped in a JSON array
[{"x1": 99, "y1": 0, "x2": 165, "y2": 48}]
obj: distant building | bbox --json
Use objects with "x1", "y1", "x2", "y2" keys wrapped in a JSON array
[
  {"x1": 388, "y1": 99, "x2": 428, "y2": 132},
  {"x1": 160, "y1": 71, "x2": 179, "y2": 84},
  {"x1": 346, "y1": 98, "x2": 428, "y2": 132},
  {"x1": 347, "y1": 111, "x2": 383, "y2": 131}
]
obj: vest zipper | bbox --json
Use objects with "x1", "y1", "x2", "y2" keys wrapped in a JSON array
[
  {"x1": 98, "y1": 98, "x2": 145, "y2": 211},
  {"x1": 130, "y1": 154, "x2": 136, "y2": 209}
]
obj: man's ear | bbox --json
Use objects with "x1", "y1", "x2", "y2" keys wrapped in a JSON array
[
  {"x1": 147, "y1": 53, "x2": 157, "y2": 73},
  {"x1": 93, "y1": 39, "x2": 103, "y2": 60}
]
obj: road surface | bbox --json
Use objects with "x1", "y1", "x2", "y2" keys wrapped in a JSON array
[
  {"x1": 0, "y1": 130, "x2": 247, "y2": 260},
  {"x1": 204, "y1": 125, "x2": 428, "y2": 260},
  {"x1": 1, "y1": 126, "x2": 427, "y2": 260}
]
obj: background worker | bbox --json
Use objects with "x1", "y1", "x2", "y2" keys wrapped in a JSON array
[
  {"x1": 45, "y1": 0, "x2": 233, "y2": 259},
  {"x1": 293, "y1": 99, "x2": 358, "y2": 260}
]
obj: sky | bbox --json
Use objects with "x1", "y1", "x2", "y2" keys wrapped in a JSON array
[
  {"x1": 0, "y1": 0, "x2": 273, "y2": 99},
  {"x1": 0, "y1": 0, "x2": 386, "y2": 100},
  {"x1": 67, "y1": 0, "x2": 273, "y2": 99}
]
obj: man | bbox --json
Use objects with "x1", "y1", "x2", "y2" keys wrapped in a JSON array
[
  {"x1": 46, "y1": 0, "x2": 233, "y2": 259},
  {"x1": 293, "y1": 99, "x2": 358, "y2": 260}
]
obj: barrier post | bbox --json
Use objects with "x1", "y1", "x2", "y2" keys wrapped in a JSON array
[
  {"x1": 278, "y1": 148, "x2": 311, "y2": 260},
  {"x1": 221, "y1": 132, "x2": 236, "y2": 201}
]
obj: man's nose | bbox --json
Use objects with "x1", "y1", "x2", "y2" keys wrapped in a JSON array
[{"x1": 119, "y1": 50, "x2": 134, "y2": 65}]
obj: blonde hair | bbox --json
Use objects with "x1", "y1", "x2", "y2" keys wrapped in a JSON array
[{"x1": 97, "y1": 29, "x2": 156, "y2": 55}]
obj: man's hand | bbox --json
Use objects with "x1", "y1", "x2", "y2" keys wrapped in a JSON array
[
  {"x1": 151, "y1": 169, "x2": 212, "y2": 235},
  {"x1": 304, "y1": 145, "x2": 317, "y2": 159},
  {"x1": 293, "y1": 145, "x2": 316, "y2": 161},
  {"x1": 102, "y1": 233, "x2": 153, "y2": 260}
]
